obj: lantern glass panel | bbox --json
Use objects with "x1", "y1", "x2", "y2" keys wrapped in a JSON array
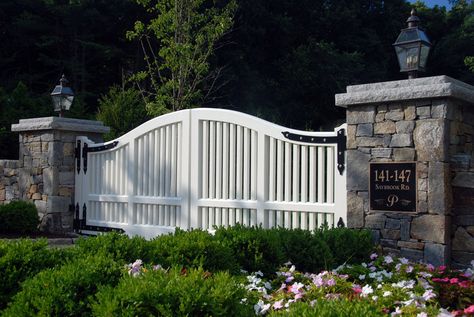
[{"x1": 419, "y1": 45, "x2": 430, "y2": 69}]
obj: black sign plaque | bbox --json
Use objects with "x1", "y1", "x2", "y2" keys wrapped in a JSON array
[{"x1": 369, "y1": 162, "x2": 417, "y2": 212}]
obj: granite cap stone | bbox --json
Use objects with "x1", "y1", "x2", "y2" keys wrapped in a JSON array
[
  {"x1": 11, "y1": 117, "x2": 110, "y2": 134},
  {"x1": 335, "y1": 75, "x2": 474, "y2": 107}
]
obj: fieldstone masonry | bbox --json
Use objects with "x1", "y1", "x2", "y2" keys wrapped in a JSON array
[
  {"x1": 0, "y1": 117, "x2": 108, "y2": 233},
  {"x1": 336, "y1": 75, "x2": 474, "y2": 268}
]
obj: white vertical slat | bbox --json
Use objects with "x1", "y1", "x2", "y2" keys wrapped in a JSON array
[
  {"x1": 170, "y1": 124, "x2": 177, "y2": 197},
  {"x1": 251, "y1": 130, "x2": 258, "y2": 201},
  {"x1": 284, "y1": 142, "x2": 291, "y2": 229},
  {"x1": 301, "y1": 146, "x2": 308, "y2": 229},
  {"x1": 243, "y1": 128, "x2": 250, "y2": 201},
  {"x1": 166, "y1": 125, "x2": 172, "y2": 198},
  {"x1": 243, "y1": 128, "x2": 250, "y2": 225},
  {"x1": 229, "y1": 124, "x2": 236, "y2": 199},
  {"x1": 137, "y1": 136, "x2": 143, "y2": 196},
  {"x1": 154, "y1": 129, "x2": 159, "y2": 197},
  {"x1": 149, "y1": 131, "x2": 155, "y2": 197},
  {"x1": 268, "y1": 138, "x2": 276, "y2": 228},
  {"x1": 160, "y1": 127, "x2": 166, "y2": 197},
  {"x1": 222, "y1": 123, "x2": 229, "y2": 199},
  {"x1": 292, "y1": 144, "x2": 300, "y2": 229},
  {"x1": 216, "y1": 122, "x2": 222, "y2": 199},
  {"x1": 127, "y1": 137, "x2": 135, "y2": 225},
  {"x1": 117, "y1": 148, "x2": 122, "y2": 195},
  {"x1": 236, "y1": 126, "x2": 243, "y2": 201},
  {"x1": 209, "y1": 121, "x2": 216, "y2": 199},
  {"x1": 143, "y1": 133, "x2": 149, "y2": 196},
  {"x1": 317, "y1": 147, "x2": 325, "y2": 203},
  {"x1": 326, "y1": 146, "x2": 334, "y2": 204},
  {"x1": 202, "y1": 121, "x2": 209, "y2": 199},
  {"x1": 309, "y1": 146, "x2": 317, "y2": 230}
]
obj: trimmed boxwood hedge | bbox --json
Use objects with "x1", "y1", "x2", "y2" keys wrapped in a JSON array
[{"x1": 0, "y1": 226, "x2": 374, "y2": 316}]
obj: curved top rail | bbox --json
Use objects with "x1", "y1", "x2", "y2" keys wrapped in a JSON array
[{"x1": 81, "y1": 108, "x2": 345, "y2": 148}]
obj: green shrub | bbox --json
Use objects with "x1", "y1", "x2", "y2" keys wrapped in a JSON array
[
  {"x1": 269, "y1": 299, "x2": 383, "y2": 317},
  {"x1": 0, "y1": 200, "x2": 39, "y2": 234},
  {"x1": 149, "y1": 229, "x2": 238, "y2": 273},
  {"x1": 316, "y1": 227, "x2": 374, "y2": 265},
  {"x1": 0, "y1": 239, "x2": 70, "y2": 309},
  {"x1": 3, "y1": 254, "x2": 122, "y2": 317},
  {"x1": 214, "y1": 225, "x2": 285, "y2": 275},
  {"x1": 92, "y1": 267, "x2": 253, "y2": 316},
  {"x1": 72, "y1": 232, "x2": 150, "y2": 263},
  {"x1": 278, "y1": 228, "x2": 334, "y2": 272}
]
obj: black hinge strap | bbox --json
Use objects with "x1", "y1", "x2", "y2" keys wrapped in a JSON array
[
  {"x1": 282, "y1": 129, "x2": 346, "y2": 175},
  {"x1": 75, "y1": 140, "x2": 81, "y2": 174}
]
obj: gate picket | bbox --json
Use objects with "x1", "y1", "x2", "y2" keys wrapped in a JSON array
[{"x1": 75, "y1": 109, "x2": 346, "y2": 238}]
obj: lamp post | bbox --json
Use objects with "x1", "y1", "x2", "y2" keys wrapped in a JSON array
[
  {"x1": 393, "y1": 9, "x2": 432, "y2": 79},
  {"x1": 51, "y1": 74, "x2": 74, "y2": 117}
]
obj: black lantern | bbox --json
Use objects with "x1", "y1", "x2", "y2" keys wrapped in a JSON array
[
  {"x1": 393, "y1": 9, "x2": 431, "y2": 79},
  {"x1": 51, "y1": 74, "x2": 74, "y2": 117}
]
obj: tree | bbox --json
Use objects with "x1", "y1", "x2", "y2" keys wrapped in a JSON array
[
  {"x1": 126, "y1": 0, "x2": 236, "y2": 116},
  {"x1": 96, "y1": 86, "x2": 149, "y2": 141}
]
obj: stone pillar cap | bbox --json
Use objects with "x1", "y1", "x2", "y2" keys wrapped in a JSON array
[
  {"x1": 335, "y1": 75, "x2": 474, "y2": 107},
  {"x1": 11, "y1": 116, "x2": 110, "y2": 134}
]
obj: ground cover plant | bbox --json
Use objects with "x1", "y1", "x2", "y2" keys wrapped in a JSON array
[{"x1": 0, "y1": 226, "x2": 473, "y2": 316}]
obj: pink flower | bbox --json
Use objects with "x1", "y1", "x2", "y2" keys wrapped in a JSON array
[
  {"x1": 464, "y1": 305, "x2": 474, "y2": 314},
  {"x1": 422, "y1": 289, "x2": 436, "y2": 301},
  {"x1": 326, "y1": 278, "x2": 336, "y2": 286},
  {"x1": 352, "y1": 285, "x2": 362, "y2": 294},
  {"x1": 458, "y1": 281, "x2": 471, "y2": 288},
  {"x1": 426, "y1": 264, "x2": 435, "y2": 271},
  {"x1": 273, "y1": 300, "x2": 284, "y2": 310},
  {"x1": 370, "y1": 253, "x2": 378, "y2": 260},
  {"x1": 450, "y1": 278, "x2": 459, "y2": 284},
  {"x1": 438, "y1": 265, "x2": 447, "y2": 272},
  {"x1": 432, "y1": 277, "x2": 449, "y2": 283}
]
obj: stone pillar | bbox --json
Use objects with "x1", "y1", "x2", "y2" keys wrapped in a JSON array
[
  {"x1": 335, "y1": 75, "x2": 474, "y2": 267},
  {"x1": 11, "y1": 117, "x2": 109, "y2": 233}
]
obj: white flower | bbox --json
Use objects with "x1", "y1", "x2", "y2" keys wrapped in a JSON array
[
  {"x1": 372, "y1": 295, "x2": 378, "y2": 301},
  {"x1": 255, "y1": 271, "x2": 264, "y2": 277},
  {"x1": 417, "y1": 312, "x2": 428, "y2": 317},
  {"x1": 359, "y1": 274, "x2": 366, "y2": 280},
  {"x1": 289, "y1": 265, "x2": 296, "y2": 272},
  {"x1": 437, "y1": 308, "x2": 452, "y2": 317},
  {"x1": 391, "y1": 306, "x2": 402, "y2": 316},
  {"x1": 383, "y1": 291, "x2": 392, "y2": 297},
  {"x1": 264, "y1": 282, "x2": 272, "y2": 290},
  {"x1": 361, "y1": 285, "x2": 373, "y2": 297},
  {"x1": 399, "y1": 257, "x2": 409, "y2": 264},
  {"x1": 384, "y1": 255, "x2": 394, "y2": 264},
  {"x1": 422, "y1": 289, "x2": 436, "y2": 301},
  {"x1": 405, "y1": 266, "x2": 414, "y2": 273}
]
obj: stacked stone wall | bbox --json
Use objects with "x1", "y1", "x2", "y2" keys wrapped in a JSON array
[
  {"x1": 1, "y1": 117, "x2": 109, "y2": 233},
  {"x1": 0, "y1": 160, "x2": 20, "y2": 204},
  {"x1": 450, "y1": 103, "x2": 474, "y2": 267},
  {"x1": 346, "y1": 99, "x2": 453, "y2": 266},
  {"x1": 338, "y1": 76, "x2": 474, "y2": 268}
]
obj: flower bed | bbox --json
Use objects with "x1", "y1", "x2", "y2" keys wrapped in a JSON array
[{"x1": 1, "y1": 229, "x2": 473, "y2": 316}]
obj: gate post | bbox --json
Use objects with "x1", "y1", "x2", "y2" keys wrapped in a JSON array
[
  {"x1": 336, "y1": 76, "x2": 474, "y2": 268},
  {"x1": 11, "y1": 117, "x2": 109, "y2": 233}
]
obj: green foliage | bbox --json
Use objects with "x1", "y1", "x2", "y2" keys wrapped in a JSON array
[
  {"x1": 96, "y1": 86, "x2": 149, "y2": 140},
  {"x1": 268, "y1": 299, "x2": 385, "y2": 317},
  {"x1": 3, "y1": 254, "x2": 122, "y2": 317},
  {"x1": 0, "y1": 200, "x2": 39, "y2": 234},
  {"x1": 316, "y1": 227, "x2": 373, "y2": 265},
  {"x1": 72, "y1": 232, "x2": 150, "y2": 263},
  {"x1": 0, "y1": 239, "x2": 71, "y2": 310},
  {"x1": 279, "y1": 228, "x2": 334, "y2": 273},
  {"x1": 214, "y1": 225, "x2": 372, "y2": 275},
  {"x1": 466, "y1": 56, "x2": 474, "y2": 72},
  {"x1": 214, "y1": 225, "x2": 285, "y2": 275},
  {"x1": 127, "y1": 0, "x2": 237, "y2": 116},
  {"x1": 148, "y1": 229, "x2": 238, "y2": 272},
  {"x1": 92, "y1": 267, "x2": 253, "y2": 316}
]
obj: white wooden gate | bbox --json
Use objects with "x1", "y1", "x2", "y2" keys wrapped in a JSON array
[{"x1": 74, "y1": 109, "x2": 347, "y2": 238}]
